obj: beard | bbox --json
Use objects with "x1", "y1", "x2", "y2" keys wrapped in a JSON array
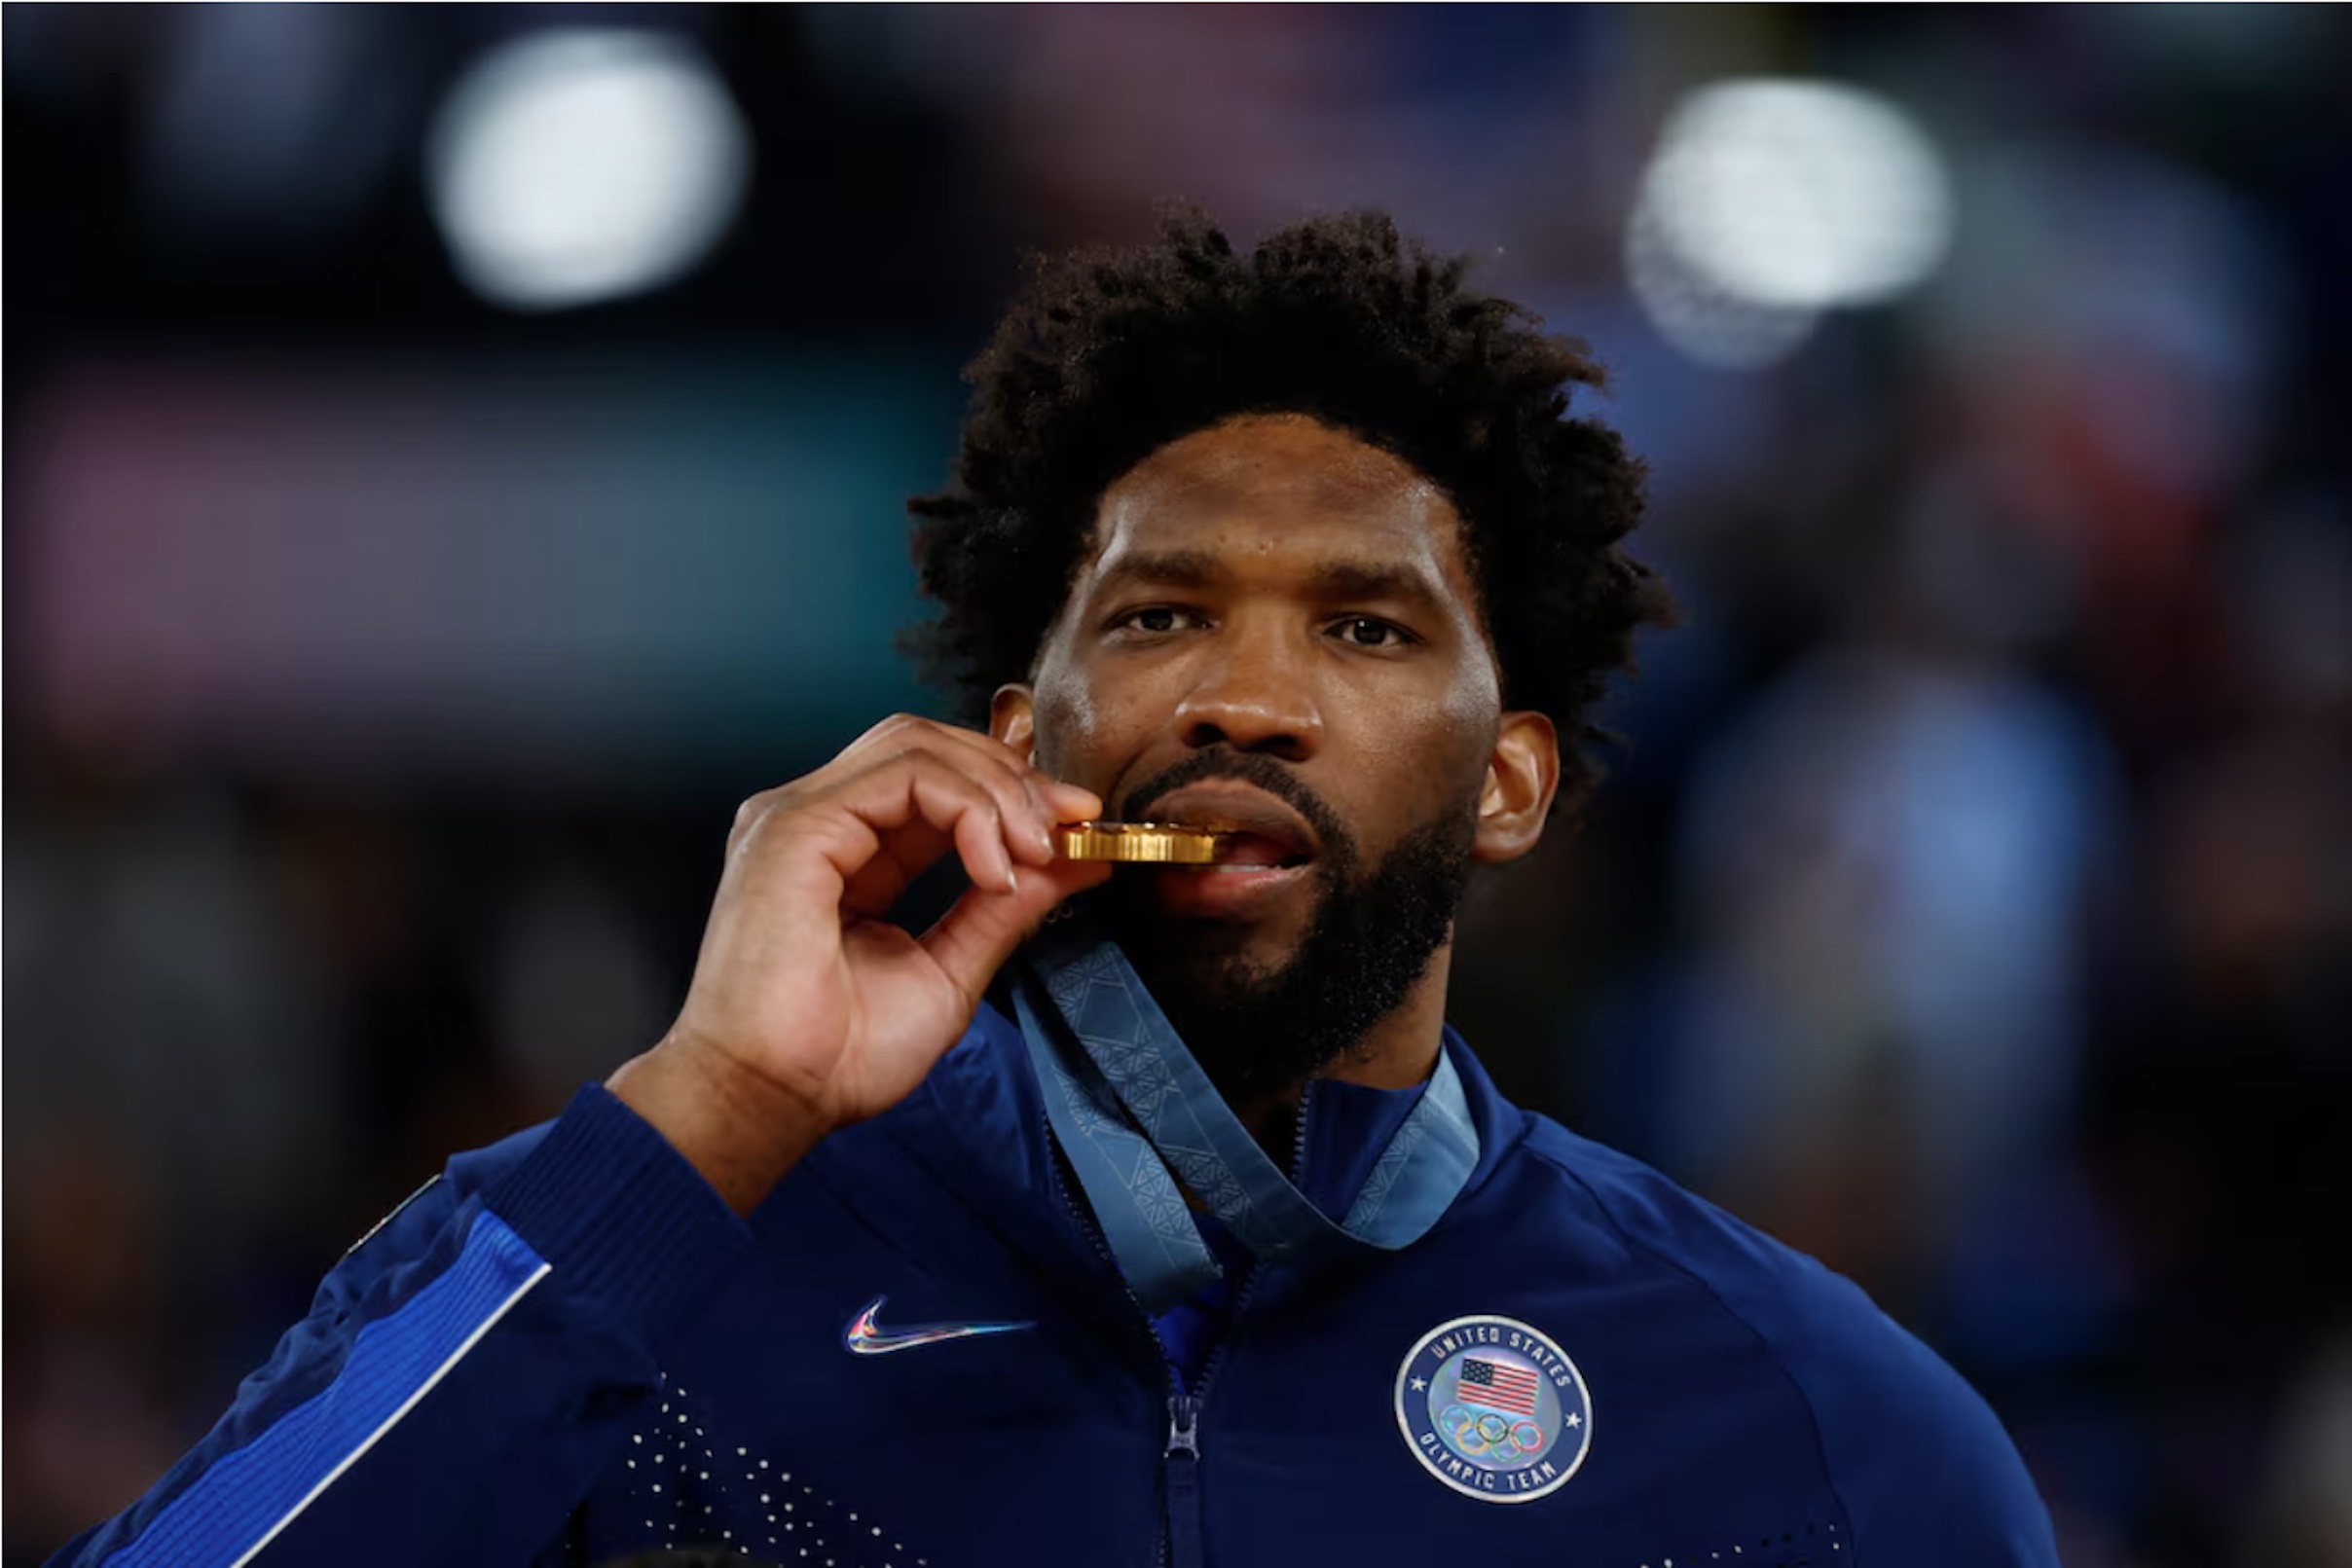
[{"x1": 1104, "y1": 748, "x2": 1480, "y2": 1103}]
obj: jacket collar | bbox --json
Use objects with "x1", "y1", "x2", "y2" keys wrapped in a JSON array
[{"x1": 884, "y1": 996, "x2": 1529, "y2": 1260}]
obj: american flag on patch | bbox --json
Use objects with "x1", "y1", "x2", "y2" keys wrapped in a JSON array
[{"x1": 1457, "y1": 1357, "x2": 1541, "y2": 1416}]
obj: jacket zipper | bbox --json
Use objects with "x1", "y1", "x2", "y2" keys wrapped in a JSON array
[
  {"x1": 1038, "y1": 1107, "x2": 1181, "y2": 1564},
  {"x1": 1158, "y1": 1084, "x2": 1320, "y2": 1568},
  {"x1": 1041, "y1": 1082, "x2": 1320, "y2": 1568}
]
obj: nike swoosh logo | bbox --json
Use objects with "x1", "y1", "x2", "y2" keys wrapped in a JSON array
[{"x1": 842, "y1": 1295, "x2": 1037, "y2": 1357}]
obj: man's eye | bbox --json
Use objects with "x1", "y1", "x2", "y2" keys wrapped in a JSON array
[
  {"x1": 1332, "y1": 616, "x2": 1411, "y2": 648},
  {"x1": 1116, "y1": 606, "x2": 1199, "y2": 634}
]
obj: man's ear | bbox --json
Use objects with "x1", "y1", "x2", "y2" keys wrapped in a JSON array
[
  {"x1": 990, "y1": 684, "x2": 1038, "y2": 762},
  {"x1": 1472, "y1": 711, "x2": 1559, "y2": 865}
]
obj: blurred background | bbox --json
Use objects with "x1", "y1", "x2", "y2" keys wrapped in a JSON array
[{"x1": 6, "y1": 6, "x2": 2349, "y2": 1562}]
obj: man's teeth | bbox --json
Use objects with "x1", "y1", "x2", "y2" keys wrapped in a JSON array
[{"x1": 1202, "y1": 838, "x2": 1303, "y2": 871}]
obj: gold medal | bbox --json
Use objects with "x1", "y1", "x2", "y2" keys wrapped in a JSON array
[{"x1": 1052, "y1": 821, "x2": 1228, "y2": 864}]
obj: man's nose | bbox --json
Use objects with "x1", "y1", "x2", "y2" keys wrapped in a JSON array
[{"x1": 1171, "y1": 622, "x2": 1324, "y2": 761}]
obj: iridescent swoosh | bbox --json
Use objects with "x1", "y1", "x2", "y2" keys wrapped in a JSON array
[{"x1": 841, "y1": 1295, "x2": 1037, "y2": 1356}]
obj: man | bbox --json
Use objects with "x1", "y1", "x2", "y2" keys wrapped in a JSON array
[{"x1": 57, "y1": 210, "x2": 2058, "y2": 1566}]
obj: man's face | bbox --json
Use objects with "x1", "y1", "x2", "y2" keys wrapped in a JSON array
[{"x1": 995, "y1": 414, "x2": 1555, "y2": 1090}]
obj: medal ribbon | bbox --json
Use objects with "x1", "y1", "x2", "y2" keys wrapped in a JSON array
[{"x1": 1012, "y1": 916, "x2": 1479, "y2": 1313}]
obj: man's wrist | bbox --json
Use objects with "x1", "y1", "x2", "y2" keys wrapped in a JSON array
[{"x1": 607, "y1": 1036, "x2": 831, "y2": 1216}]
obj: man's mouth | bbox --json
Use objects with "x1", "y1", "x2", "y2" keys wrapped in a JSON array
[
  {"x1": 1207, "y1": 831, "x2": 1312, "y2": 871},
  {"x1": 1121, "y1": 782, "x2": 1326, "y2": 919},
  {"x1": 1135, "y1": 784, "x2": 1322, "y2": 872}
]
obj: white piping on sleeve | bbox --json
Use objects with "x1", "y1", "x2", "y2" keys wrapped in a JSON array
[{"x1": 226, "y1": 1259, "x2": 553, "y2": 1568}]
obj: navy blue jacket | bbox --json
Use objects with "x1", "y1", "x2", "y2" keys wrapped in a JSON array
[{"x1": 56, "y1": 1002, "x2": 2058, "y2": 1567}]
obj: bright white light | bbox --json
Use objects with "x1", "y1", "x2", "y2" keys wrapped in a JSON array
[
  {"x1": 1626, "y1": 77, "x2": 1953, "y2": 366},
  {"x1": 427, "y1": 30, "x2": 751, "y2": 312},
  {"x1": 1626, "y1": 196, "x2": 1820, "y2": 371}
]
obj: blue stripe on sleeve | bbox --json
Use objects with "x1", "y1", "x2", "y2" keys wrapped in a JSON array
[{"x1": 108, "y1": 1210, "x2": 551, "y2": 1568}]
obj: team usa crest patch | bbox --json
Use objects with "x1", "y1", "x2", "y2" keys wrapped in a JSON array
[{"x1": 1395, "y1": 1314, "x2": 1593, "y2": 1503}]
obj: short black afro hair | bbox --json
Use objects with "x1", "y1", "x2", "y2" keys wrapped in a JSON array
[{"x1": 906, "y1": 205, "x2": 1675, "y2": 815}]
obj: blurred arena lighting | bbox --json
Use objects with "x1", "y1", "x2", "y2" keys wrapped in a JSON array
[
  {"x1": 426, "y1": 29, "x2": 750, "y2": 311},
  {"x1": 1625, "y1": 196, "x2": 1820, "y2": 372},
  {"x1": 141, "y1": 6, "x2": 403, "y2": 252},
  {"x1": 1627, "y1": 78, "x2": 1954, "y2": 368}
]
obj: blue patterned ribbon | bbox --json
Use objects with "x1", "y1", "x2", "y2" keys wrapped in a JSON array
[{"x1": 1012, "y1": 915, "x2": 1478, "y2": 1313}]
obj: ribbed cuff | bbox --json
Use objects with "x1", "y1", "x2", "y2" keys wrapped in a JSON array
[{"x1": 485, "y1": 1084, "x2": 755, "y2": 1351}]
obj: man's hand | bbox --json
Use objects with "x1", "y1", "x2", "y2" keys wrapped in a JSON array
[{"x1": 609, "y1": 715, "x2": 1110, "y2": 1212}]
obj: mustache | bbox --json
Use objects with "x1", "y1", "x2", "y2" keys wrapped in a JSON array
[{"x1": 1118, "y1": 748, "x2": 1354, "y2": 865}]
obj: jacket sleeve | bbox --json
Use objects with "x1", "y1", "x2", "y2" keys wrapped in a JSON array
[
  {"x1": 48, "y1": 1086, "x2": 755, "y2": 1568},
  {"x1": 1806, "y1": 1310, "x2": 2063, "y2": 1566}
]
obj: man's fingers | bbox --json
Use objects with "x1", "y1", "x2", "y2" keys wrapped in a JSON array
[
  {"x1": 836, "y1": 823, "x2": 950, "y2": 917},
  {"x1": 727, "y1": 721, "x2": 1106, "y2": 922},
  {"x1": 855, "y1": 751, "x2": 1044, "y2": 898},
  {"x1": 952, "y1": 796, "x2": 1018, "y2": 895},
  {"x1": 875, "y1": 725, "x2": 1074, "y2": 865},
  {"x1": 1045, "y1": 779, "x2": 1104, "y2": 820},
  {"x1": 663, "y1": 716, "x2": 1113, "y2": 1173},
  {"x1": 919, "y1": 857, "x2": 1114, "y2": 1010},
  {"x1": 838, "y1": 717, "x2": 1099, "y2": 863},
  {"x1": 753, "y1": 755, "x2": 1001, "y2": 908},
  {"x1": 863, "y1": 741, "x2": 1049, "y2": 869},
  {"x1": 887, "y1": 763, "x2": 1019, "y2": 895}
]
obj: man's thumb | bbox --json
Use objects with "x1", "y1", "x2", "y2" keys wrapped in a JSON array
[{"x1": 919, "y1": 860, "x2": 1109, "y2": 1005}]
